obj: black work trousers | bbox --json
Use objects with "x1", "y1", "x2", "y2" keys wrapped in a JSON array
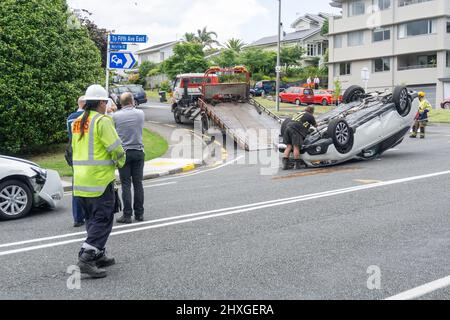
[
  {"x1": 78, "y1": 182, "x2": 115, "y2": 250},
  {"x1": 118, "y1": 149, "x2": 145, "y2": 218}
]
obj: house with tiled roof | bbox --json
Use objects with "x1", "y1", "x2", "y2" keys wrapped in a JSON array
[{"x1": 246, "y1": 12, "x2": 332, "y2": 67}]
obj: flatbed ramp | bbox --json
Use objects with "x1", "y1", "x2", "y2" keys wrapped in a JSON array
[{"x1": 201, "y1": 99, "x2": 282, "y2": 151}]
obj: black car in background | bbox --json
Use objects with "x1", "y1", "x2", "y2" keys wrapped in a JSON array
[{"x1": 110, "y1": 85, "x2": 147, "y2": 106}]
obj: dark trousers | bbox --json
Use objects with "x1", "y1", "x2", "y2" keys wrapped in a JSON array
[
  {"x1": 78, "y1": 183, "x2": 115, "y2": 250},
  {"x1": 71, "y1": 176, "x2": 85, "y2": 223},
  {"x1": 119, "y1": 149, "x2": 145, "y2": 218},
  {"x1": 72, "y1": 196, "x2": 85, "y2": 223}
]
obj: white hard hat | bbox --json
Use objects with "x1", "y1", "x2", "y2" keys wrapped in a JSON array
[{"x1": 84, "y1": 84, "x2": 109, "y2": 101}]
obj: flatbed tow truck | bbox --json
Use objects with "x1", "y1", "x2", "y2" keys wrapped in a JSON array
[{"x1": 199, "y1": 66, "x2": 282, "y2": 151}]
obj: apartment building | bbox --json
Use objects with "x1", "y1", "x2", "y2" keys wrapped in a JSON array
[{"x1": 328, "y1": 0, "x2": 450, "y2": 107}]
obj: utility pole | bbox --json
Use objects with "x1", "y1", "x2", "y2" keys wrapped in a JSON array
[
  {"x1": 105, "y1": 32, "x2": 111, "y2": 93},
  {"x1": 276, "y1": 0, "x2": 282, "y2": 112}
]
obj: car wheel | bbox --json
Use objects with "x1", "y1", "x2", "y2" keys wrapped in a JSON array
[
  {"x1": 322, "y1": 99, "x2": 329, "y2": 106},
  {"x1": 393, "y1": 86, "x2": 411, "y2": 117},
  {"x1": 343, "y1": 85, "x2": 365, "y2": 103},
  {"x1": 295, "y1": 99, "x2": 301, "y2": 106},
  {"x1": 174, "y1": 108, "x2": 183, "y2": 124},
  {"x1": 0, "y1": 179, "x2": 33, "y2": 220},
  {"x1": 327, "y1": 119, "x2": 354, "y2": 154},
  {"x1": 444, "y1": 102, "x2": 450, "y2": 109}
]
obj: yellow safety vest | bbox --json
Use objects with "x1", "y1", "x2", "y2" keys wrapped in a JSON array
[{"x1": 72, "y1": 111, "x2": 126, "y2": 198}]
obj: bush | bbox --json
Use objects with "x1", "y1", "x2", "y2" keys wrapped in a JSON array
[
  {"x1": 0, "y1": 0, "x2": 103, "y2": 154},
  {"x1": 159, "y1": 81, "x2": 171, "y2": 93}
]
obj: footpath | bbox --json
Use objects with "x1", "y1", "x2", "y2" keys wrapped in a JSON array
[{"x1": 61, "y1": 118, "x2": 207, "y2": 192}]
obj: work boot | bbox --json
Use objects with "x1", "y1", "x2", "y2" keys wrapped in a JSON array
[
  {"x1": 95, "y1": 249, "x2": 116, "y2": 268},
  {"x1": 135, "y1": 215, "x2": 144, "y2": 222},
  {"x1": 420, "y1": 135, "x2": 425, "y2": 139},
  {"x1": 281, "y1": 158, "x2": 289, "y2": 170},
  {"x1": 73, "y1": 221, "x2": 85, "y2": 228},
  {"x1": 77, "y1": 249, "x2": 107, "y2": 279},
  {"x1": 409, "y1": 134, "x2": 417, "y2": 138},
  {"x1": 116, "y1": 215, "x2": 132, "y2": 224},
  {"x1": 294, "y1": 160, "x2": 302, "y2": 170}
]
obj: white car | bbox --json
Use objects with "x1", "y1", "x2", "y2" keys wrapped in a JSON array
[
  {"x1": 279, "y1": 86, "x2": 419, "y2": 167},
  {"x1": 0, "y1": 156, "x2": 64, "y2": 220}
]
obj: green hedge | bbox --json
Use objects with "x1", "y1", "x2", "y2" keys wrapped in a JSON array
[{"x1": 0, "y1": 0, "x2": 104, "y2": 154}]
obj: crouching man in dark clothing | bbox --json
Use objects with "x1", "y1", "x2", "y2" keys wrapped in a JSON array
[{"x1": 282, "y1": 107, "x2": 317, "y2": 170}]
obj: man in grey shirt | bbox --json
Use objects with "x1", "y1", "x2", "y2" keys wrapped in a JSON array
[{"x1": 112, "y1": 92, "x2": 146, "y2": 224}]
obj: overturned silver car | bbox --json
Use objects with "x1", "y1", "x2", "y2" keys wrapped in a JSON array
[{"x1": 279, "y1": 85, "x2": 419, "y2": 167}]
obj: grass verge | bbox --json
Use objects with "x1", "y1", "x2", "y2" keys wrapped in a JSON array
[
  {"x1": 253, "y1": 97, "x2": 335, "y2": 117},
  {"x1": 26, "y1": 129, "x2": 169, "y2": 177},
  {"x1": 428, "y1": 109, "x2": 450, "y2": 123}
]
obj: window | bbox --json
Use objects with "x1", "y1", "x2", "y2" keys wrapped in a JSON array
[
  {"x1": 348, "y1": 31, "x2": 364, "y2": 46},
  {"x1": 447, "y1": 51, "x2": 450, "y2": 68},
  {"x1": 349, "y1": 1, "x2": 365, "y2": 16},
  {"x1": 398, "y1": 19, "x2": 435, "y2": 38},
  {"x1": 399, "y1": 0, "x2": 433, "y2": 7},
  {"x1": 160, "y1": 52, "x2": 165, "y2": 61},
  {"x1": 447, "y1": 21, "x2": 450, "y2": 33},
  {"x1": 417, "y1": 54, "x2": 437, "y2": 67},
  {"x1": 334, "y1": 34, "x2": 343, "y2": 48},
  {"x1": 373, "y1": 28, "x2": 391, "y2": 42},
  {"x1": 375, "y1": 0, "x2": 391, "y2": 10},
  {"x1": 374, "y1": 57, "x2": 391, "y2": 72},
  {"x1": 339, "y1": 62, "x2": 351, "y2": 75}
]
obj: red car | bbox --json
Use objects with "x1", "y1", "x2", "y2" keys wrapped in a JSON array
[
  {"x1": 313, "y1": 89, "x2": 336, "y2": 106},
  {"x1": 279, "y1": 87, "x2": 314, "y2": 105},
  {"x1": 441, "y1": 99, "x2": 450, "y2": 109}
]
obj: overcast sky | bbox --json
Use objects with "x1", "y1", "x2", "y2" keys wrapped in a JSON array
[{"x1": 67, "y1": 0, "x2": 341, "y2": 49}]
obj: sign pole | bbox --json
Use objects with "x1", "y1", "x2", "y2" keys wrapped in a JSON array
[
  {"x1": 106, "y1": 32, "x2": 111, "y2": 93},
  {"x1": 276, "y1": 0, "x2": 281, "y2": 112}
]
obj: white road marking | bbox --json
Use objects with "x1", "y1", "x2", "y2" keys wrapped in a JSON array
[
  {"x1": 385, "y1": 148, "x2": 399, "y2": 152},
  {"x1": 143, "y1": 182, "x2": 177, "y2": 189},
  {"x1": 385, "y1": 276, "x2": 450, "y2": 300},
  {"x1": 2, "y1": 169, "x2": 450, "y2": 257}
]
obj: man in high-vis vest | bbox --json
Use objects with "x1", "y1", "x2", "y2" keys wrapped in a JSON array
[{"x1": 72, "y1": 84, "x2": 126, "y2": 278}]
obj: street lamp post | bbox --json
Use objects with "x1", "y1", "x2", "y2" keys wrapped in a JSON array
[{"x1": 276, "y1": 0, "x2": 281, "y2": 112}]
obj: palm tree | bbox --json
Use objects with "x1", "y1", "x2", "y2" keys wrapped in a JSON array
[
  {"x1": 183, "y1": 32, "x2": 198, "y2": 43},
  {"x1": 196, "y1": 27, "x2": 220, "y2": 49},
  {"x1": 224, "y1": 38, "x2": 246, "y2": 53}
]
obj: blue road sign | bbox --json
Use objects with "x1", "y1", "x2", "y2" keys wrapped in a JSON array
[
  {"x1": 109, "y1": 52, "x2": 136, "y2": 69},
  {"x1": 110, "y1": 34, "x2": 147, "y2": 43},
  {"x1": 110, "y1": 44, "x2": 128, "y2": 51}
]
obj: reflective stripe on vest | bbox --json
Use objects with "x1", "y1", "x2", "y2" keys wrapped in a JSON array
[
  {"x1": 74, "y1": 114, "x2": 115, "y2": 167},
  {"x1": 73, "y1": 185, "x2": 108, "y2": 193}
]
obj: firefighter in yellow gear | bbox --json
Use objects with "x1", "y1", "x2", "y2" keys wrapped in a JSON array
[
  {"x1": 71, "y1": 84, "x2": 126, "y2": 278},
  {"x1": 410, "y1": 91, "x2": 431, "y2": 139}
]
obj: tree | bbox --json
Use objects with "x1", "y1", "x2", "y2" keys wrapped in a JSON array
[
  {"x1": 161, "y1": 42, "x2": 209, "y2": 79},
  {"x1": 76, "y1": 10, "x2": 110, "y2": 68},
  {"x1": 281, "y1": 45, "x2": 304, "y2": 66},
  {"x1": 183, "y1": 32, "x2": 198, "y2": 43},
  {"x1": 321, "y1": 19, "x2": 329, "y2": 36},
  {"x1": 212, "y1": 49, "x2": 239, "y2": 68},
  {"x1": 196, "y1": 27, "x2": 220, "y2": 49},
  {"x1": 0, "y1": 0, "x2": 104, "y2": 154},
  {"x1": 224, "y1": 38, "x2": 246, "y2": 53},
  {"x1": 239, "y1": 48, "x2": 277, "y2": 76},
  {"x1": 138, "y1": 61, "x2": 157, "y2": 86}
]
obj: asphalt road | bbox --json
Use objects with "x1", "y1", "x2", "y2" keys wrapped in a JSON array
[{"x1": 0, "y1": 104, "x2": 449, "y2": 300}]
